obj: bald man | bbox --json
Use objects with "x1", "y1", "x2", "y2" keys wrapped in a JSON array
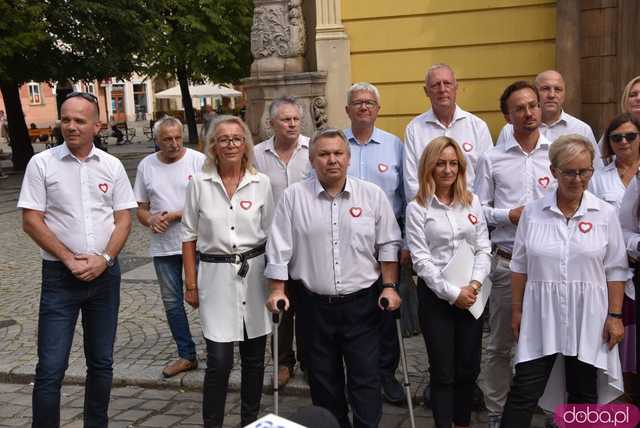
[{"x1": 495, "y1": 70, "x2": 601, "y2": 168}]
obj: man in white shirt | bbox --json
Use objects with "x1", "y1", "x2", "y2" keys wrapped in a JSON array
[
  {"x1": 254, "y1": 96, "x2": 311, "y2": 388},
  {"x1": 404, "y1": 63, "x2": 493, "y2": 200},
  {"x1": 474, "y1": 81, "x2": 554, "y2": 428},
  {"x1": 495, "y1": 70, "x2": 601, "y2": 168},
  {"x1": 18, "y1": 92, "x2": 137, "y2": 427},
  {"x1": 133, "y1": 116, "x2": 205, "y2": 378},
  {"x1": 265, "y1": 129, "x2": 402, "y2": 428}
]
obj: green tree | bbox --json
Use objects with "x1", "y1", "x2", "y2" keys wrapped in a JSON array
[
  {"x1": 143, "y1": 0, "x2": 254, "y2": 144},
  {"x1": 0, "y1": 0, "x2": 150, "y2": 169}
]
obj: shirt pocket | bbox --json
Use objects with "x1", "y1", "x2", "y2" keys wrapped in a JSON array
[
  {"x1": 351, "y1": 216, "x2": 376, "y2": 253},
  {"x1": 599, "y1": 192, "x2": 620, "y2": 208}
]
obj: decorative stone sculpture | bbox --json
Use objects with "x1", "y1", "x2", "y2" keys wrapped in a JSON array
[{"x1": 311, "y1": 97, "x2": 328, "y2": 131}]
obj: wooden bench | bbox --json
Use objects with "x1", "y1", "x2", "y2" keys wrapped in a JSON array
[{"x1": 29, "y1": 127, "x2": 54, "y2": 148}]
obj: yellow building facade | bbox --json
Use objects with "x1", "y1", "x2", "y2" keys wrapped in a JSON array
[{"x1": 339, "y1": 0, "x2": 556, "y2": 139}]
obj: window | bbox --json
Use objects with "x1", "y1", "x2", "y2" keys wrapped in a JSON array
[
  {"x1": 28, "y1": 82, "x2": 42, "y2": 105},
  {"x1": 86, "y1": 83, "x2": 96, "y2": 95}
]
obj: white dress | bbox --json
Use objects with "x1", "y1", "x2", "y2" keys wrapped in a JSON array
[{"x1": 511, "y1": 190, "x2": 628, "y2": 410}]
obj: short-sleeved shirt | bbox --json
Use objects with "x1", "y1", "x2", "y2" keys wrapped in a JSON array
[
  {"x1": 344, "y1": 127, "x2": 404, "y2": 219},
  {"x1": 133, "y1": 148, "x2": 205, "y2": 256},
  {"x1": 404, "y1": 105, "x2": 493, "y2": 201},
  {"x1": 18, "y1": 143, "x2": 137, "y2": 261}
]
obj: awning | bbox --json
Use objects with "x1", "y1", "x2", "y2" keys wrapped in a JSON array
[{"x1": 154, "y1": 83, "x2": 242, "y2": 99}]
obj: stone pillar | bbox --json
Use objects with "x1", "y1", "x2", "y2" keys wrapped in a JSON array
[{"x1": 315, "y1": 0, "x2": 351, "y2": 129}]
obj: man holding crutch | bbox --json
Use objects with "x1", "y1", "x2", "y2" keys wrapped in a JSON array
[{"x1": 265, "y1": 129, "x2": 402, "y2": 428}]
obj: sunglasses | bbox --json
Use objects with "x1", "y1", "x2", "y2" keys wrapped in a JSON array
[
  {"x1": 66, "y1": 91, "x2": 99, "y2": 108},
  {"x1": 609, "y1": 132, "x2": 639, "y2": 143}
]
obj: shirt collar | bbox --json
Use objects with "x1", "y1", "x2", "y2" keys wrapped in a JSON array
[
  {"x1": 542, "y1": 110, "x2": 569, "y2": 129},
  {"x1": 312, "y1": 175, "x2": 352, "y2": 197},
  {"x1": 344, "y1": 127, "x2": 383, "y2": 145},
  {"x1": 202, "y1": 166, "x2": 261, "y2": 189},
  {"x1": 428, "y1": 195, "x2": 456, "y2": 209},
  {"x1": 543, "y1": 189, "x2": 601, "y2": 218},
  {"x1": 264, "y1": 135, "x2": 309, "y2": 153},
  {"x1": 503, "y1": 131, "x2": 551, "y2": 153},
  {"x1": 56, "y1": 143, "x2": 101, "y2": 161},
  {"x1": 424, "y1": 105, "x2": 468, "y2": 127}
]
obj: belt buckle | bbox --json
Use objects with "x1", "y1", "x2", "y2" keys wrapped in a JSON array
[
  {"x1": 328, "y1": 294, "x2": 345, "y2": 304},
  {"x1": 233, "y1": 254, "x2": 242, "y2": 264}
]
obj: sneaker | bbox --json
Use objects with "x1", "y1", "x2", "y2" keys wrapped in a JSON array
[
  {"x1": 162, "y1": 358, "x2": 197, "y2": 378},
  {"x1": 381, "y1": 374, "x2": 405, "y2": 404}
]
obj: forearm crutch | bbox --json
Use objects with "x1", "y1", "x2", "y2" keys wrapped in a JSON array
[
  {"x1": 272, "y1": 299, "x2": 286, "y2": 415},
  {"x1": 381, "y1": 298, "x2": 416, "y2": 428}
]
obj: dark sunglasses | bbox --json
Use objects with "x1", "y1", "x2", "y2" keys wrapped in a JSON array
[
  {"x1": 609, "y1": 132, "x2": 639, "y2": 143},
  {"x1": 66, "y1": 91, "x2": 99, "y2": 105}
]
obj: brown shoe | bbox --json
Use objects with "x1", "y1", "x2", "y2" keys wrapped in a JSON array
[
  {"x1": 162, "y1": 358, "x2": 198, "y2": 378},
  {"x1": 277, "y1": 366, "x2": 294, "y2": 388}
]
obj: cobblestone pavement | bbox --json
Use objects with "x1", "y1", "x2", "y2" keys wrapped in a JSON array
[{"x1": 0, "y1": 144, "x2": 546, "y2": 427}]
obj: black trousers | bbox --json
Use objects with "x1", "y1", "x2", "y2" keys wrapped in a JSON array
[
  {"x1": 418, "y1": 280, "x2": 482, "y2": 428},
  {"x1": 298, "y1": 285, "x2": 382, "y2": 428},
  {"x1": 202, "y1": 329, "x2": 266, "y2": 428},
  {"x1": 501, "y1": 354, "x2": 598, "y2": 428},
  {"x1": 271, "y1": 279, "x2": 305, "y2": 371}
]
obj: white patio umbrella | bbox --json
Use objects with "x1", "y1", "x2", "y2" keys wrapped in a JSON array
[{"x1": 154, "y1": 83, "x2": 242, "y2": 99}]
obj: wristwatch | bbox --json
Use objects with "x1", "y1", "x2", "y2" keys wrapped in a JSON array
[
  {"x1": 608, "y1": 312, "x2": 623, "y2": 319},
  {"x1": 102, "y1": 253, "x2": 115, "y2": 267},
  {"x1": 382, "y1": 283, "x2": 398, "y2": 290}
]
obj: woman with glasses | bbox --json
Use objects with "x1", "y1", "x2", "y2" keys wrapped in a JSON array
[
  {"x1": 406, "y1": 136, "x2": 491, "y2": 428},
  {"x1": 501, "y1": 135, "x2": 627, "y2": 427},
  {"x1": 182, "y1": 115, "x2": 274, "y2": 427}
]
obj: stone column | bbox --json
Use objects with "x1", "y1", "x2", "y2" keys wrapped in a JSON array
[{"x1": 315, "y1": 0, "x2": 351, "y2": 129}]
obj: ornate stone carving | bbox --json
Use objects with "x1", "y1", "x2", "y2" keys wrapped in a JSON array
[
  {"x1": 250, "y1": 1, "x2": 305, "y2": 60},
  {"x1": 311, "y1": 97, "x2": 328, "y2": 131},
  {"x1": 287, "y1": 0, "x2": 306, "y2": 57}
]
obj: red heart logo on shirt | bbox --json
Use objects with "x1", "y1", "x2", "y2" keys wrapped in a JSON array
[
  {"x1": 378, "y1": 163, "x2": 389, "y2": 173},
  {"x1": 350, "y1": 207, "x2": 362, "y2": 218},
  {"x1": 578, "y1": 221, "x2": 592, "y2": 233},
  {"x1": 538, "y1": 176, "x2": 550, "y2": 188},
  {"x1": 462, "y1": 142, "x2": 473, "y2": 152},
  {"x1": 240, "y1": 200, "x2": 252, "y2": 210},
  {"x1": 98, "y1": 183, "x2": 109, "y2": 193},
  {"x1": 468, "y1": 213, "x2": 478, "y2": 225}
]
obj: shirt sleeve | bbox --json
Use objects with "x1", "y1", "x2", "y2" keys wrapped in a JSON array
[
  {"x1": 476, "y1": 119, "x2": 494, "y2": 155},
  {"x1": 181, "y1": 178, "x2": 200, "y2": 242},
  {"x1": 403, "y1": 123, "x2": 419, "y2": 203},
  {"x1": 132, "y1": 160, "x2": 148, "y2": 203},
  {"x1": 264, "y1": 189, "x2": 294, "y2": 281},
  {"x1": 112, "y1": 161, "x2": 137, "y2": 211},
  {"x1": 469, "y1": 195, "x2": 493, "y2": 283},
  {"x1": 406, "y1": 201, "x2": 461, "y2": 304},
  {"x1": 605, "y1": 206, "x2": 631, "y2": 282},
  {"x1": 510, "y1": 205, "x2": 530, "y2": 274},
  {"x1": 260, "y1": 177, "x2": 275, "y2": 235},
  {"x1": 619, "y1": 180, "x2": 640, "y2": 258},
  {"x1": 17, "y1": 156, "x2": 46, "y2": 211},
  {"x1": 374, "y1": 187, "x2": 402, "y2": 261},
  {"x1": 473, "y1": 152, "x2": 511, "y2": 226}
]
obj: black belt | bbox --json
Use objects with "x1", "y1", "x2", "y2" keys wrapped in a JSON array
[
  {"x1": 496, "y1": 248, "x2": 512, "y2": 261},
  {"x1": 303, "y1": 285, "x2": 373, "y2": 305},
  {"x1": 200, "y1": 243, "x2": 266, "y2": 278}
]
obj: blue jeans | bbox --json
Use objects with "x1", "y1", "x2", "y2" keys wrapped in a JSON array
[
  {"x1": 153, "y1": 255, "x2": 196, "y2": 360},
  {"x1": 32, "y1": 260, "x2": 121, "y2": 428}
]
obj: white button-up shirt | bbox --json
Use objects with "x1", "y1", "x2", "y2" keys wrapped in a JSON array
[
  {"x1": 588, "y1": 161, "x2": 635, "y2": 210},
  {"x1": 265, "y1": 176, "x2": 402, "y2": 295},
  {"x1": 404, "y1": 105, "x2": 493, "y2": 201},
  {"x1": 17, "y1": 143, "x2": 137, "y2": 260},
  {"x1": 496, "y1": 111, "x2": 603, "y2": 168},
  {"x1": 406, "y1": 194, "x2": 491, "y2": 304},
  {"x1": 254, "y1": 135, "x2": 312, "y2": 205},
  {"x1": 182, "y1": 167, "x2": 274, "y2": 342},
  {"x1": 474, "y1": 132, "x2": 555, "y2": 252},
  {"x1": 511, "y1": 190, "x2": 627, "y2": 409}
]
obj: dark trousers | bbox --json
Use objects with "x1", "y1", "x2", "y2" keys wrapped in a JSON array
[
  {"x1": 418, "y1": 281, "x2": 482, "y2": 428},
  {"x1": 202, "y1": 329, "x2": 266, "y2": 428},
  {"x1": 271, "y1": 279, "x2": 305, "y2": 370},
  {"x1": 501, "y1": 354, "x2": 598, "y2": 428},
  {"x1": 298, "y1": 285, "x2": 382, "y2": 428},
  {"x1": 32, "y1": 260, "x2": 120, "y2": 428}
]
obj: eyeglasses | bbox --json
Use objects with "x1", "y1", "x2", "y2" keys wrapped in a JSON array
[
  {"x1": 349, "y1": 100, "x2": 378, "y2": 109},
  {"x1": 66, "y1": 91, "x2": 98, "y2": 105},
  {"x1": 609, "y1": 132, "x2": 639, "y2": 144},
  {"x1": 556, "y1": 168, "x2": 594, "y2": 180},
  {"x1": 510, "y1": 101, "x2": 540, "y2": 115},
  {"x1": 215, "y1": 135, "x2": 245, "y2": 147}
]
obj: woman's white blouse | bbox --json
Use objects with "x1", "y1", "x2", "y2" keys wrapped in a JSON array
[
  {"x1": 182, "y1": 167, "x2": 274, "y2": 343},
  {"x1": 588, "y1": 161, "x2": 629, "y2": 209},
  {"x1": 620, "y1": 178, "x2": 640, "y2": 262},
  {"x1": 406, "y1": 193, "x2": 492, "y2": 303},
  {"x1": 510, "y1": 190, "x2": 628, "y2": 408}
]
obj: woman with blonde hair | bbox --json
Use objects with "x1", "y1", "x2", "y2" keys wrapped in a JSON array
[
  {"x1": 182, "y1": 115, "x2": 274, "y2": 427},
  {"x1": 406, "y1": 136, "x2": 491, "y2": 428}
]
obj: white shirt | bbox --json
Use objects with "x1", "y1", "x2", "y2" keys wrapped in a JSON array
[
  {"x1": 265, "y1": 176, "x2": 402, "y2": 295},
  {"x1": 404, "y1": 105, "x2": 493, "y2": 201},
  {"x1": 406, "y1": 194, "x2": 491, "y2": 304},
  {"x1": 619, "y1": 178, "x2": 640, "y2": 301},
  {"x1": 510, "y1": 190, "x2": 627, "y2": 409},
  {"x1": 18, "y1": 143, "x2": 137, "y2": 261},
  {"x1": 182, "y1": 167, "x2": 274, "y2": 342},
  {"x1": 496, "y1": 111, "x2": 603, "y2": 168},
  {"x1": 254, "y1": 135, "x2": 312, "y2": 205},
  {"x1": 133, "y1": 148, "x2": 205, "y2": 257},
  {"x1": 474, "y1": 132, "x2": 555, "y2": 252}
]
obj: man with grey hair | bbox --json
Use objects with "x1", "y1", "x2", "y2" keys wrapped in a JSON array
[
  {"x1": 133, "y1": 116, "x2": 205, "y2": 377},
  {"x1": 404, "y1": 63, "x2": 493, "y2": 201},
  {"x1": 343, "y1": 82, "x2": 413, "y2": 404},
  {"x1": 255, "y1": 95, "x2": 312, "y2": 388}
]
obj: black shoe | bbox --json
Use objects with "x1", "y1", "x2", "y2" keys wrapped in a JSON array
[{"x1": 381, "y1": 374, "x2": 405, "y2": 404}]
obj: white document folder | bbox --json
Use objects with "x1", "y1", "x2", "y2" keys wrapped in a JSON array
[{"x1": 441, "y1": 240, "x2": 491, "y2": 319}]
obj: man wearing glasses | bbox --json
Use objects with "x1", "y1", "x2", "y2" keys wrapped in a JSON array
[
  {"x1": 474, "y1": 81, "x2": 554, "y2": 428},
  {"x1": 404, "y1": 63, "x2": 493, "y2": 201},
  {"x1": 18, "y1": 92, "x2": 137, "y2": 427}
]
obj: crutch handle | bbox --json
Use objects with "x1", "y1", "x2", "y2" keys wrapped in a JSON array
[
  {"x1": 380, "y1": 297, "x2": 401, "y2": 319},
  {"x1": 272, "y1": 299, "x2": 286, "y2": 323}
]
